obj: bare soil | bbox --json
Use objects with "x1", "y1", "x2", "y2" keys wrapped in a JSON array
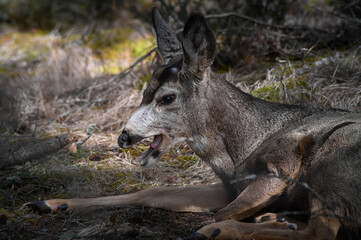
[{"x1": 2, "y1": 207, "x2": 214, "y2": 239}]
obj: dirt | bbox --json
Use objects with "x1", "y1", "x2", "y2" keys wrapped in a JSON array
[{"x1": 1, "y1": 207, "x2": 214, "y2": 239}]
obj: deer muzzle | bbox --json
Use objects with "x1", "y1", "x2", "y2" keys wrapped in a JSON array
[{"x1": 118, "y1": 129, "x2": 143, "y2": 149}]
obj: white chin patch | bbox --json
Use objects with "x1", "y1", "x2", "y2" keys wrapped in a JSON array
[
  {"x1": 139, "y1": 148, "x2": 161, "y2": 167},
  {"x1": 138, "y1": 135, "x2": 186, "y2": 167}
]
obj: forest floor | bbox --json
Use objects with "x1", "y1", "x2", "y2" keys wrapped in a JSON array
[{"x1": 1, "y1": 2, "x2": 361, "y2": 239}]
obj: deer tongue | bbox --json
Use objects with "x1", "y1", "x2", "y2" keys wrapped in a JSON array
[{"x1": 150, "y1": 135, "x2": 163, "y2": 149}]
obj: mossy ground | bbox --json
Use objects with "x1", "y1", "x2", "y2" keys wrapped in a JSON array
[{"x1": 1, "y1": 1, "x2": 361, "y2": 239}]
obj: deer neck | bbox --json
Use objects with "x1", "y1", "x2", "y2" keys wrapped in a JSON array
[{"x1": 186, "y1": 73, "x2": 311, "y2": 181}]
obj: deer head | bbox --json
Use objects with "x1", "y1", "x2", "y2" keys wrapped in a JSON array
[{"x1": 118, "y1": 8, "x2": 216, "y2": 167}]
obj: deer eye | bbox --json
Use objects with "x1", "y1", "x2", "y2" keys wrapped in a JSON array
[{"x1": 158, "y1": 94, "x2": 176, "y2": 105}]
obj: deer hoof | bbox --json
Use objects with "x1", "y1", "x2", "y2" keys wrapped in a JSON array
[
  {"x1": 26, "y1": 201, "x2": 51, "y2": 214},
  {"x1": 255, "y1": 213, "x2": 278, "y2": 223},
  {"x1": 57, "y1": 203, "x2": 69, "y2": 212},
  {"x1": 184, "y1": 232, "x2": 207, "y2": 240},
  {"x1": 286, "y1": 223, "x2": 298, "y2": 230}
]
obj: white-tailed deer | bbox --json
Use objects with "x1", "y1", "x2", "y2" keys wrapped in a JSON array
[{"x1": 28, "y1": 8, "x2": 361, "y2": 240}]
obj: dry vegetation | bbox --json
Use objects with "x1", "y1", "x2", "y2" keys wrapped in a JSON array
[{"x1": 0, "y1": 0, "x2": 360, "y2": 239}]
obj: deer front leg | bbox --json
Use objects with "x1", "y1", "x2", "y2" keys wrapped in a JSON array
[
  {"x1": 215, "y1": 177, "x2": 287, "y2": 221},
  {"x1": 27, "y1": 183, "x2": 230, "y2": 214},
  {"x1": 186, "y1": 219, "x2": 297, "y2": 240},
  {"x1": 186, "y1": 177, "x2": 292, "y2": 240}
]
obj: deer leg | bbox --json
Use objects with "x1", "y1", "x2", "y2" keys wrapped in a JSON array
[
  {"x1": 255, "y1": 212, "x2": 308, "y2": 230},
  {"x1": 215, "y1": 177, "x2": 288, "y2": 222},
  {"x1": 254, "y1": 212, "x2": 279, "y2": 223},
  {"x1": 247, "y1": 215, "x2": 340, "y2": 240},
  {"x1": 188, "y1": 202, "x2": 341, "y2": 240},
  {"x1": 186, "y1": 219, "x2": 298, "y2": 240},
  {"x1": 26, "y1": 183, "x2": 230, "y2": 214},
  {"x1": 188, "y1": 215, "x2": 340, "y2": 240}
]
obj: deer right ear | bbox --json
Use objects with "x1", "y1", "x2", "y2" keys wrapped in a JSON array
[
  {"x1": 152, "y1": 7, "x2": 182, "y2": 64},
  {"x1": 182, "y1": 12, "x2": 216, "y2": 78}
]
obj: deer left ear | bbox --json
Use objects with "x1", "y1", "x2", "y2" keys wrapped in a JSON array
[
  {"x1": 152, "y1": 7, "x2": 182, "y2": 64},
  {"x1": 182, "y1": 12, "x2": 216, "y2": 78}
]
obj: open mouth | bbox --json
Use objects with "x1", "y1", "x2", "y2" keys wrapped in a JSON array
[
  {"x1": 140, "y1": 134, "x2": 164, "y2": 167},
  {"x1": 150, "y1": 134, "x2": 163, "y2": 149}
]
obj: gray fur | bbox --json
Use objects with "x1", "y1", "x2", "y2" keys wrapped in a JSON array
[
  {"x1": 119, "y1": 8, "x2": 361, "y2": 238},
  {"x1": 152, "y1": 7, "x2": 182, "y2": 64}
]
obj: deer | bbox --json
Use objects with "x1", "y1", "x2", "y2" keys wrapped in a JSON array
[{"x1": 27, "y1": 7, "x2": 361, "y2": 240}]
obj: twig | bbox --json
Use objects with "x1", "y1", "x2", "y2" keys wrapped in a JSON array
[
  {"x1": 33, "y1": 100, "x2": 40, "y2": 138},
  {"x1": 314, "y1": 7, "x2": 361, "y2": 25},
  {"x1": 76, "y1": 124, "x2": 96, "y2": 148},
  {"x1": 115, "y1": 47, "x2": 157, "y2": 83},
  {"x1": 72, "y1": 46, "x2": 157, "y2": 105},
  {"x1": 206, "y1": 12, "x2": 290, "y2": 30},
  {"x1": 90, "y1": 47, "x2": 156, "y2": 90},
  {"x1": 278, "y1": 65, "x2": 289, "y2": 103},
  {"x1": 205, "y1": 11, "x2": 332, "y2": 34},
  {"x1": 262, "y1": 29, "x2": 298, "y2": 40}
]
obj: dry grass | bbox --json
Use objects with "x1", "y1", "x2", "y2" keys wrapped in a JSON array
[
  {"x1": 0, "y1": 5, "x2": 361, "y2": 238},
  {"x1": 233, "y1": 48, "x2": 361, "y2": 112},
  {"x1": 0, "y1": 21, "x2": 220, "y2": 238}
]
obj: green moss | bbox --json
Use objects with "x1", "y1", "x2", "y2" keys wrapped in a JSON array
[
  {"x1": 122, "y1": 144, "x2": 148, "y2": 158},
  {"x1": 22, "y1": 217, "x2": 37, "y2": 224},
  {"x1": 131, "y1": 38, "x2": 153, "y2": 58},
  {"x1": 0, "y1": 31, "x2": 49, "y2": 60},
  {"x1": 109, "y1": 174, "x2": 148, "y2": 192},
  {"x1": 252, "y1": 84, "x2": 280, "y2": 102},
  {"x1": 102, "y1": 65, "x2": 123, "y2": 74},
  {"x1": 55, "y1": 192, "x2": 67, "y2": 199},
  {"x1": 0, "y1": 27, "x2": 155, "y2": 76},
  {"x1": 73, "y1": 148, "x2": 91, "y2": 161},
  {"x1": 0, "y1": 208, "x2": 20, "y2": 223},
  {"x1": 0, "y1": 67, "x2": 21, "y2": 78},
  {"x1": 81, "y1": 168, "x2": 148, "y2": 193},
  {"x1": 86, "y1": 27, "x2": 154, "y2": 60},
  {"x1": 252, "y1": 76, "x2": 309, "y2": 103},
  {"x1": 88, "y1": 28, "x2": 132, "y2": 49},
  {"x1": 214, "y1": 63, "x2": 230, "y2": 74},
  {"x1": 135, "y1": 73, "x2": 152, "y2": 90},
  {"x1": 162, "y1": 152, "x2": 201, "y2": 170}
]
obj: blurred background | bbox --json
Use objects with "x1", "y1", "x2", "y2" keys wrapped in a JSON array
[{"x1": 0, "y1": 0, "x2": 360, "y2": 239}]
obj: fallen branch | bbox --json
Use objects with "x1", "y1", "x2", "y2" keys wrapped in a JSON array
[
  {"x1": 314, "y1": 7, "x2": 361, "y2": 25},
  {"x1": 205, "y1": 11, "x2": 331, "y2": 34},
  {"x1": 0, "y1": 134, "x2": 77, "y2": 169},
  {"x1": 205, "y1": 12, "x2": 285, "y2": 29}
]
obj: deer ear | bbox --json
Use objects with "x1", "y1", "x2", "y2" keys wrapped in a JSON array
[
  {"x1": 182, "y1": 12, "x2": 216, "y2": 77},
  {"x1": 152, "y1": 7, "x2": 182, "y2": 64}
]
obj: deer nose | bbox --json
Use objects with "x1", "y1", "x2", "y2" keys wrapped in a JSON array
[
  {"x1": 118, "y1": 129, "x2": 144, "y2": 149},
  {"x1": 118, "y1": 130, "x2": 130, "y2": 148}
]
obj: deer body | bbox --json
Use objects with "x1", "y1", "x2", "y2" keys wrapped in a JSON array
[{"x1": 28, "y1": 8, "x2": 361, "y2": 239}]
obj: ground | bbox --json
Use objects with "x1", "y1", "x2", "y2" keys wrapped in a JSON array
[
  {"x1": 0, "y1": 1, "x2": 360, "y2": 240},
  {"x1": 2, "y1": 207, "x2": 214, "y2": 239}
]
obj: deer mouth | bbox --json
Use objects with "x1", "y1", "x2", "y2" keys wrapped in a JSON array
[
  {"x1": 150, "y1": 134, "x2": 163, "y2": 149},
  {"x1": 140, "y1": 134, "x2": 164, "y2": 167}
]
